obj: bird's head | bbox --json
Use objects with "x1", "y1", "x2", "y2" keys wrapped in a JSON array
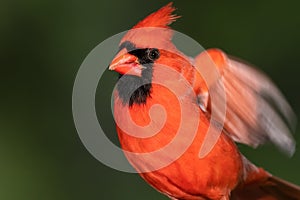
[
  {"x1": 108, "y1": 2, "x2": 180, "y2": 77},
  {"x1": 108, "y1": 3, "x2": 184, "y2": 106}
]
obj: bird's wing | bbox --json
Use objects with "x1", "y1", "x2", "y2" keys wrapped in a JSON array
[{"x1": 193, "y1": 49, "x2": 296, "y2": 156}]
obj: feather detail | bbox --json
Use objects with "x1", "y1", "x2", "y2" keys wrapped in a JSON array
[
  {"x1": 194, "y1": 49, "x2": 296, "y2": 156},
  {"x1": 133, "y1": 2, "x2": 180, "y2": 29},
  {"x1": 120, "y1": 3, "x2": 180, "y2": 50}
]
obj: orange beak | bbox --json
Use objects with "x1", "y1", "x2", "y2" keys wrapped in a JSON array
[{"x1": 109, "y1": 53, "x2": 144, "y2": 77}]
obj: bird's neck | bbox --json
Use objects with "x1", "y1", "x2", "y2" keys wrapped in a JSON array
[
  {"x1": 116, "y1": 66, "x2": 153, "y2": 107},
  {"x1": 116, "y1": 51, "x2": 195, "y2": 107}
]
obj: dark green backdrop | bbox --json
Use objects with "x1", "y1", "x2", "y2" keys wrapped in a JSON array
[{"x1": 1, "y1": 1, "x2": 300, "y2": 199}]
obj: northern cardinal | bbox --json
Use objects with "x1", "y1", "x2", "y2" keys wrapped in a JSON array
[{"x1": 108, "y1": 3, "x2": 300, "y2": 200}]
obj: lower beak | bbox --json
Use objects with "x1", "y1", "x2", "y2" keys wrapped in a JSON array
[{"x1": 109, "y1": 53, "x2": 144, "y2": 77}]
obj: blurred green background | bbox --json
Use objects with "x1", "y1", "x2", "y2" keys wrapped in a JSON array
[{"x1": 1, "y1": 0, "x2": 300, "y2": 199}]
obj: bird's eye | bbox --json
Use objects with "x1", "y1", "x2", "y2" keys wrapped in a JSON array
[{"x1": 147, "y1": 48, "x2": 160, "y2": 61}]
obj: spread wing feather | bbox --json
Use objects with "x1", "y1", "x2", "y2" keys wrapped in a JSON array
[{"x1": 194, "y1": 49, "x2": 296, "y2": 156}]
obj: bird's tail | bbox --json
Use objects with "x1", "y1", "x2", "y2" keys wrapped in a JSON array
[{"x1": 231, "y1": 160, "x2": 300, "y2": 200}]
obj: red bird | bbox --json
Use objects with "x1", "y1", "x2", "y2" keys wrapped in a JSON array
[{"x1": 109, "y1": 3, "x2": 300, "y2": 200}]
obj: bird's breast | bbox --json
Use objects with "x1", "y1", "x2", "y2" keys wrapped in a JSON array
[{"x1": 113, "y1": 83, "x2": 243, "y2": 199}]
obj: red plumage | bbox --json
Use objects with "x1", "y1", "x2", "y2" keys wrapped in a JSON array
[{"x1": 109, "y1": 3, "x2": 300, "y2": 200}]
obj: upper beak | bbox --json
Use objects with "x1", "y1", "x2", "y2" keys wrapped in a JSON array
[{"x1": 109, "y1": 53, "x2": 144, "y2": 76}]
